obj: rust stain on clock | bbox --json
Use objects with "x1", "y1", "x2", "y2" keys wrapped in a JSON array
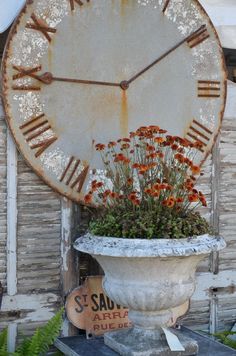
[{"x1": 120, "y1": 91, "x2": 128, "y2": 137}]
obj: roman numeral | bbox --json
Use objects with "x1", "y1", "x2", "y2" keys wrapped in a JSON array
[
  {"x1": 162, "y1": 0, "x2": 171, "y2": 13},
  {"x1": 60, "y1": 156, "x2": 89, "y2": 193},
  {"x1": 186, "y1": 119, "x2": 213, "y2": 152},
  {"x1": 19, "y1": 114, "x2": 57, "y2": 157},
  {"x1": 69, "y1": 0, "x2": 90, "y2": 11},
  {"x1": 12, "y1": 65, "x2": 43, "y2": 91},
  {"x1": 198, "y1": 80, "x2": 221, "y2": 98},
  {"x1": 26, "y1": 13, "x2": 56, "y2": 42},
  {"x1": 187, "y1": 25, "x2": 210, "y2": 48},
  {"x1": 12, "y1": 85, "x2": 41, "y2": 91}
]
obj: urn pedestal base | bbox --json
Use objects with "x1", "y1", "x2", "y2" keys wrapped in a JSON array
[{"x1": 104, "y1": 327, "x2": 198, "y2": 356}]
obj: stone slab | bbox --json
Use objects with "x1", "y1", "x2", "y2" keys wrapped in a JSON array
[
  {"x1": 104, "y1": 327, "x2": 198, "y2": 356},
  {"x1": 55, "y1": 327, "x2": 236, "y2": 356}
]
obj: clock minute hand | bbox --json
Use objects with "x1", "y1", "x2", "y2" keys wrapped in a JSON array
[
  {"x1": 38, "y1": 72, "x2": 121, "y2": 87},
  {"x1": 126, "y1": 25, "x2": 207, "y2": 85}
]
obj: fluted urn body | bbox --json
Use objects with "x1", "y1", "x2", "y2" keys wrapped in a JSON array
[{"x1": 74, "y1": 234, "x2": 225, "y2": 355}]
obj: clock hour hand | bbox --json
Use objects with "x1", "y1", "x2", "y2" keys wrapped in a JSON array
[
  {"x1": 126, "y1": 25, "x2": 207, "y2": 86},
  {"x1": 38, "y1": 72, "x2": 121, "y2": 87}
]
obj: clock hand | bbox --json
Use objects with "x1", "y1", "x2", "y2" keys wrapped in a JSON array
[
  {"x1": 126, "y1": 25, "x2": 207, "y2": 86},
  {"x1": 37, "y1": 72, "x2": 121, "y2": 87}
]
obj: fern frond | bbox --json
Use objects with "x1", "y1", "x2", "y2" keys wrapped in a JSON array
[
  {"x1": 7, "y1": 308, "x2": 64, "y2": 356},
  {"x1": 37, "y1": 308, "x2": 64, "y2": 354},
  {"x1": 0, "y1": 328, "x2": 7, "y2": 348},
  {"x1": 13, "y1": 338, "x2": 31, "y2": 356},
  {"x1": 0, "y1": 328, "x2": 8, "y2": 356},
  {"x1": 26, "y1": 329, "x2": 41, "y2": 356}
]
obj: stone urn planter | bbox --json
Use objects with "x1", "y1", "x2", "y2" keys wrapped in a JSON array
[{"x1": 74, "y1": 233, "x2": 225, "y2": 355}]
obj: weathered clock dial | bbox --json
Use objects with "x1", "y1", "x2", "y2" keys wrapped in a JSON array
[{"x1": 2, "y1": 0, "x2": 227, "y2": 203}]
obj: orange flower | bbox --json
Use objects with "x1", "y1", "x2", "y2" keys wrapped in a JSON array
[
  {"x1": 162, "y1": 199, "x2": 168, "y2": 207},
  {"x1": 171, "y1": 144, "x2": 179, "y2": 151},
  {"x1": 200, "y1": 196, "x2": 207, "y2": 207},
  {"x1": 167, "y1": 198, "x2": 175, "y2": 208},
  {"x1": 162, "y1": 197, "x2": 175, "y2": 208},
  {"x1": 157, "y1": 152, "x2": 164, "y2": 159},
  {"x1": 95, "y1": 143, "x2": 105, "y2": 151},
  {"x1": 148, "y1": 125, "x2": 160, "y2": 133},
  {"x1": 138, "y1": 164, "x2": 149, "y2": 174},
  {"x1": 151, "y1": 191, "x2": 160, "y2": 198},
  {"x1": 128, "y1": 192, "x2": 137, "y2": 201},
  {"x1": 108, "y1": 141, "x2": 117, "y2": 148},
  {"x1": 146, "y1": 144, "x2": 155, "y2": 152},
  {"x1": 91, "y1": 180, "x2": 104, "y2": 191},
  {"x1": 166, "y1": 135, "x2": 175, "y2": 143},
  {"x1": 133, "y1": 199, "x2": 141, "y2": 206},
  {"x1": 193, "y1": 141, "x2": 203, "y2": 150},
  {"x1": 184, "y1": 157, "x2": 192, "y2": 166},
  {"x1": 178, "y1": 147, "x2": 185, "y2": 154},
  {"x1": 129, "y1": 131, "x2": 136, "y2": 138},
  {"x1": 91, "y1": 179, "x2": 97, "y2": 187},
  {"x1": 132, "y1": 163, "x2": 140, "y2": 169},
  {"x1": 153, "y1": 183, "x2": 160, "y2": 190},
  {"x1": 191, "y1": 165, "x2": 201, "y2": 175},
  {"x1": 176, "y1": 197, "x2": 184, "y2": 203},
  {"x1": 188, "y1": 194, "x2": 199, "y2": 203},
  {"x1": 159, "y1": 129, "x2": 167, "y2": 134},
  {"x1": 144, "y1": 188, "x2": 152, "y2": 195},
  {"x1": 122, "y1": 138, "x2": 131, "y2": 143},
  {"x1": 147, "y1": 152, "x2": 158, "y2": 159},
  {"x1": 175, "y1": 153, "x2": 185, "y2": 163},
  {"x1": 103, "y1": 189, "x2": 111, "y2": 197},
  {"x1": 154, "y1": 137, "x2": 165, "y2": 144},
  {"x1": 114, "y1": 153, "x2": 129, "y2": 163},
  {"x1": 148, "y1": 162, "x2": 157, "y2": 169},
  {"x1": 110, "y1": 192, "x2": 119, "y2": 199},
  {"x1": 127, "y1": 178, "x2": 133, "y2": 185},
  {"x1": 159, "y1": 184, "x2": 168, "y2": 190},
  {"x1": 121, "y1": 143, "x2": 130, "y2": 149},
  {"x1": 84, "y1": 193, "x2": 93, "y2": 204}
]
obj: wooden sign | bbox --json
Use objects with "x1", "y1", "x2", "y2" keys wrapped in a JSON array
[
  {"x1": 66, "y1": 276, "x2": 132, "y2": 336},
  {"x1": 66, "y1": 276, "x2": 190, "y2": 336}
]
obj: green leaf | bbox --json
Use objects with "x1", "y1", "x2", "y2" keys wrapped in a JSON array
[{"x1": 0, "y1": 328, "x2": 8, "y2": 356}]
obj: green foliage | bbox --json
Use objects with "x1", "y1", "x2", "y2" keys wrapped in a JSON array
[
  {"x1": 0, "y1": 328, "x2": 8, "y2": 356},
  {"x1": 89, "y1": 208, "x2": 211, "y2": 239},
  {"x1": 0, "y1": 308, "x2": 64, "y2": 356},
  {"x1": 214, "y1": 330, "x2": 236, "y2": 349}
]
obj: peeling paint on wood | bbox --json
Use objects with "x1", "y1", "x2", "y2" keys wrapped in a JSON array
[{"x1": 6, "y1": 129, "x2": 17, "y2": 296}]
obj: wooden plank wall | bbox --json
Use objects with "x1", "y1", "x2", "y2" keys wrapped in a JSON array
[
  {"x1": 0, "y1": 80, "x2": 7, "y2": 292},
  {"x1": 184, "y1": 81, "x2": 236, "y2": 333}
]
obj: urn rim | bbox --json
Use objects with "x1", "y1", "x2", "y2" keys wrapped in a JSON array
[{"x1": 74, "y1": 233, "x2": 226, "y2": 258}]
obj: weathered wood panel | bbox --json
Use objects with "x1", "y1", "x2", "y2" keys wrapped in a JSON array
[
  {"x1": 195, "y1": 155, "x2": 213, "y2": 273},
  {"x1": 219, "y1": 82, "x2": 236, "y2": 273},
  {"x1": 17, "y1": 153, "x2": 62, "y2": 293},
  {"x1": 182, "y1": 300, "x2": 210, "y2": 331},
  {"x1": 0, "y1": 85, "x2": 7, "y2": 290}
]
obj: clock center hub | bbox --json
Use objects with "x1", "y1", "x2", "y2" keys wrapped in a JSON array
[{"x1": 120, "y1": 80, "x2": 129, "y2": 91}]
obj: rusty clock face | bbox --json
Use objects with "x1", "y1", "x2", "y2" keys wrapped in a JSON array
[{"x1": 2, "y1": 0, "x2": 227, "y2": 203}]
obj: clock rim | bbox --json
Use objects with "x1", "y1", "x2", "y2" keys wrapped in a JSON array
[{"x1": 1, "y1": 0, "x2": 228, "y2": 204}]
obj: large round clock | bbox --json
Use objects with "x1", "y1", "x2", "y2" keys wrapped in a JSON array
[{"x1": 2, "y1": 0, "x2": 227, "y2": 203}]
